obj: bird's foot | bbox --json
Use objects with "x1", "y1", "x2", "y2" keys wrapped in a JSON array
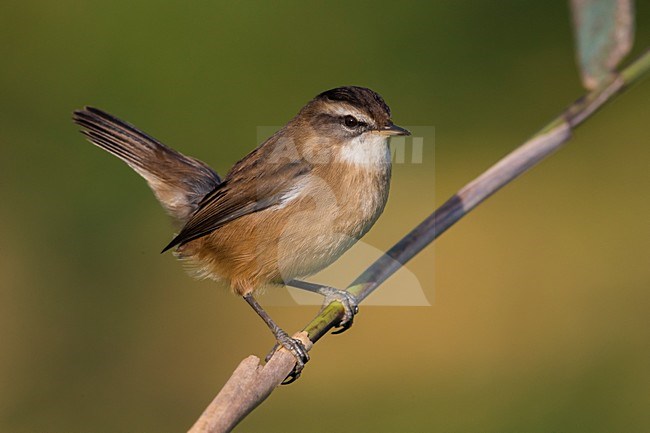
[
  {"x1": 265, "y1": 329, "x2": 310, "y2": 384},
  {"x1": 318, "y1": 287, "x2": 359, "y2": 334}
]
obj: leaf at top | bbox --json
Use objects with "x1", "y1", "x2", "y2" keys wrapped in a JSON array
[{"x1": 570, "y1": 0, "x2": 635, "y2": 90}]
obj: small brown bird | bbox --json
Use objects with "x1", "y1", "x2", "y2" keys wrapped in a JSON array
[{"x1": 73, "y1": 86, "x2": 409, "y2": 380}]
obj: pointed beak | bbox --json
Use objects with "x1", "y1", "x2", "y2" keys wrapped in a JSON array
[{"x1": 379, "y1": 122, "x2": 411, "y2": 136}]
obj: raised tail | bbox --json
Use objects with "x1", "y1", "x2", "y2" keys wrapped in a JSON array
[{"x1": 73, "y1": 107, "x2": 221, "y2": 224}]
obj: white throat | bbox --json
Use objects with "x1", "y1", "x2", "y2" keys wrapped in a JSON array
[{"x1": 338, "y1": 133, "x2": 390, "y2": 168}]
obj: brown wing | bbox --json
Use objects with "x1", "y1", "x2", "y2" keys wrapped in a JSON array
[{"x1": 161, "y1": 156, "x2": 311, "y2": 252}]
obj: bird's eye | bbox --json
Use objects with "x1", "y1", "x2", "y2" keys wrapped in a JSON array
[{"x1": 343, "y1": 115, "x2": 359, "y2": 128}]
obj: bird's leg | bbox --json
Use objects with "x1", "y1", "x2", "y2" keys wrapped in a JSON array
[
  {"x1": 287, "y1": 279, "x2": 359, "y2": 334},
  {"x1": 243, "y1": 293, "x2": 309, "y2": 384}
]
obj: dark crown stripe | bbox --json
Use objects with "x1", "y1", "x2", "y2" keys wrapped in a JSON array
[{"x1": 317, "y1": 86, "x2": 391, "y2": 118}]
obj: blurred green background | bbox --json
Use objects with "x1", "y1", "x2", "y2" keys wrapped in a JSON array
[{"x1": 1, "y1": 1, "x2": 649, "y2": 432}]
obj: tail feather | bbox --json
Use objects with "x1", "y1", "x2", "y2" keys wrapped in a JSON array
[{"x1": 73, "y1": 107, "x2": 221, "y2": 224}]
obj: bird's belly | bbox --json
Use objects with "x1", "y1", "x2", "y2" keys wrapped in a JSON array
[
  {"x1": 178, "y1": 166, "x2": 389, "y2": 294},
  {"x1": 273, "y1": 166, "x2": 390, "y2": 280},
  {"x1": 274, "y1": 219, "x2": 361, "y2": 279}
]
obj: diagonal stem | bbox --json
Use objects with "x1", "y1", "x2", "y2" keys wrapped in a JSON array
[{"x1": 188, "y1": 48, "x2": 650, "y2": 433}]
